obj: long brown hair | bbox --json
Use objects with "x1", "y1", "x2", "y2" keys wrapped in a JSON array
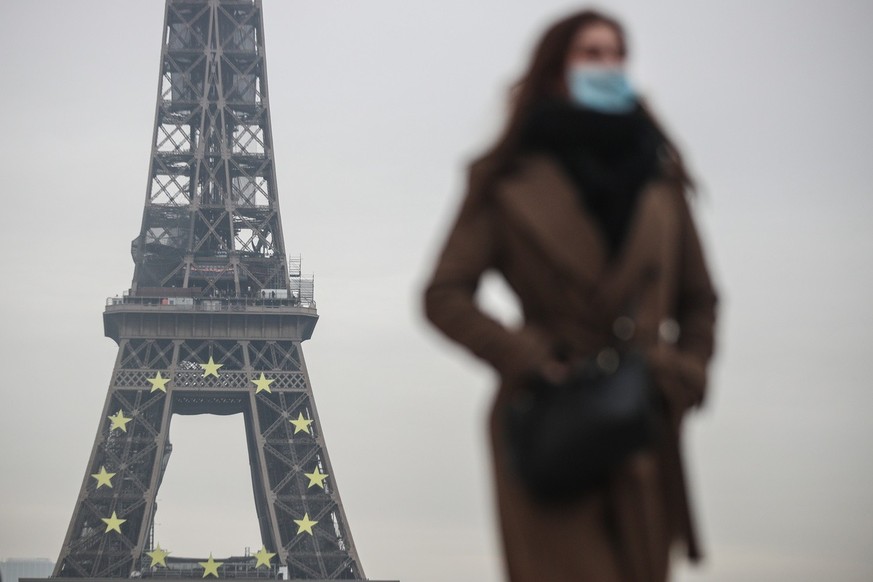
[{"x1": 472, "y1": 9, "x2": 693, "y2": 194}]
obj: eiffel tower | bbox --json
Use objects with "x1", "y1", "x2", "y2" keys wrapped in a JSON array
[{"x1": 53, "y1": 1, "x2": 374, "y2": 579}]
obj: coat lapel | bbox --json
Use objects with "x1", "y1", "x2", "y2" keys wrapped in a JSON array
[
  {"x1": 496, "y1": 154, "x2": 608, "y2": 287},
  {"x1": 495, "y1": 154, "x2": 670, "y2": 311},
  {"x1": 592, "y1": 179, "x2": 671, "y2": 313}
]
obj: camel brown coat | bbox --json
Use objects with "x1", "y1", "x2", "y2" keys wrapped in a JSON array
[{"x1": 424, "y1": 154, "x2": 717, "y2": 582}]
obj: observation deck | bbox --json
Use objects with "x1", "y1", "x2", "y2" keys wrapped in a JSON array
[{"x1": 103, "y1": 292, "x2": 318, "y2": 343}]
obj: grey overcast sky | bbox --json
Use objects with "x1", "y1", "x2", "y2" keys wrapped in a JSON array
[{"x1": 1, "y1": 1, "x2": 872, "y2": 581}]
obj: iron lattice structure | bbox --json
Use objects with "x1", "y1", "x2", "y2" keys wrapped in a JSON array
[{"x1": 55, "y1": 1, "x2": 366, "y2": 579}]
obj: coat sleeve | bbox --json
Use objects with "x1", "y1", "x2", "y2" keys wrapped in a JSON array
[
  {"x1": 423, "y1": 171, "x2": 552, "y2": 382},
  {"x1": 659, "y1": 193, "x2": 719, "y2": 411}
]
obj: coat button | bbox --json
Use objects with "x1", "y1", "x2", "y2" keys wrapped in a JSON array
[
  {"x1": 596, "y1": 348, "x2": 620, "y2": 374},
  {"x1": 612, "y1": 316, "x2": 636, "y2": 341},
  {"x1": 659, "y1": 319, "x2": 681, "y2": 344}
]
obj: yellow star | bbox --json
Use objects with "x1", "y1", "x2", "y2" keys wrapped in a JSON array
[
  {"x1": 147, "y1": 372, "x2": 170, "y2": 393},
  {"x1": 91, "y1": 466, "x2": 116, "y2": 489},
  {"x1": 304, "y1": 466, "x2": 329, "y2": 489},
  {"x1": 101, "y1": 511, "x2": 126, "y2": 534},
  {"x1": 252, "y1": 373, "x2": 274, "y2": 394},
  {"x1": 200, "y1": 357, "x2": 223, "y2": 378},
  {"x1": 146, "y1": 544, "x2": 170, "y2": 568},
  {"x1": 253, "y1": 546, "x2": 276, "y2": 569},
  {"x1": 108, "y1": 409, "x2": 132, "y2": 432},
  {"x1": 294, "y1": 513, "x2": 318, "y2": 536},
  {"x1": 199, "y1": 554, "x2": 223, "y2": 578},
  {"x1": 289, "y1": 413, "x2": 313, "y2": 434}
]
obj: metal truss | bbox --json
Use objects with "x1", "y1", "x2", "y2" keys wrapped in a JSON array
[
  {"x1": 55, "y1": 1, "x2": 367, "y2": 579},
  {"x1": 132, "y1": 0, "x2": 291, "y2": 297},
  {"x1": 55, "y1": 335, "x2": 366, "y2": 579}
]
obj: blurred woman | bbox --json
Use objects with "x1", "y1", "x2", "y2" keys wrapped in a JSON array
[{"x1": 423, "y1": 9, "x2": 717, "y2": 582}]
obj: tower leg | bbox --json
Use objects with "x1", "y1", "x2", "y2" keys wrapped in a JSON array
[
  {"x1": 245, "y1": 340, "x2": 367, "y2": 578},
  {"x1": 54, "y1": 339, "x2": 175, "y2": 577}
]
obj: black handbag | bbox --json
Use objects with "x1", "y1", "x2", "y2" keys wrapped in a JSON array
[{"x1": 504, "y1": 347, "x2": 658, "y2": 504}]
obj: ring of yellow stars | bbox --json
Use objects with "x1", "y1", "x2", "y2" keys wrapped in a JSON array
[
  {"x1": 200, "y1": 357, "x2": 223, "y2": 378},
  {"x1": 294, "y1": 513, "x2": 318, "y2": 536},
  {"x1": 289, "y1": 412, "x2": 313, "y2": 434},
  {"x1": 252, "y1": 373, "x2": 274, "y2": 394},
  {"x1": 108, "y1": 409, "x2": 132, "y2": 432},
  {"x1": 146, "y1": 544, "x2": 170, "y2": 568},
  {"x1": 101, "y1": 511, "x2": 126, "y2": 534},
  {"x1": 253, "y1": 546, "x2": 276, "y2": 569},
  {"x1": 147, "y1": 371, "x2": 170, "y2": 393},
  {"x1": 199, "y1": 554, "x2": 223, "y2": 578},
  {"x1": 91, "y1": 466, "x2": 116, "y2": 489},
  {"x1": 304, "y1": 466, "x2": 329, "y2": 489}
]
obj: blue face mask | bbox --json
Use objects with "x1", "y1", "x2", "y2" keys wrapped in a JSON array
[{"x1": 566, "y1": 66, "x2": 637, "y2": 114}]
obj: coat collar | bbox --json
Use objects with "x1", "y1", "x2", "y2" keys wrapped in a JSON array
[
  {"x1": 494, "y1": 154, "x2": 669, "y2": 309},
  {"x1": 496, "y1": 154, "x2": 607, "y2": 285}
]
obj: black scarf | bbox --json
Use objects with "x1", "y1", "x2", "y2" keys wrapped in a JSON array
[{"x1": 519, "y1": 100, "x2": 664, "y2": 257}]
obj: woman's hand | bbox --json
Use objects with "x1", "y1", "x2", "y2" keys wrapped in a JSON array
[
  {"x1": 647, "y1": 344, "x2": 707, "y2": 417},
  {"x1": 538, "y1": 359, "x2": 571, "y2": 384}
]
